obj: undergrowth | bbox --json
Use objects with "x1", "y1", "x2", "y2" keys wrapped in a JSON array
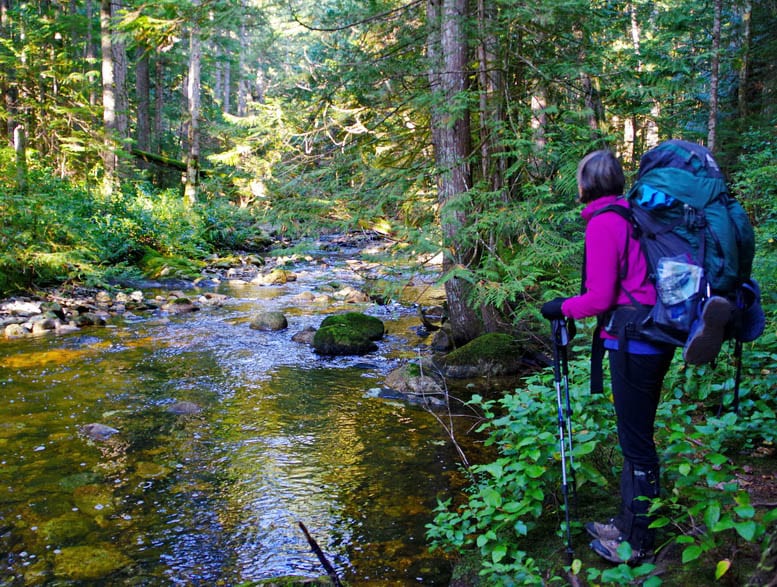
[{"x1": 426, "y1": 332, "x2": 777, "y2": 585}]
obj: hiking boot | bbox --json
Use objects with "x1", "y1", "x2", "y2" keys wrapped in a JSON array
[
  {"x1": 585, "y1": 520, "x2": 622, "y2": 541},
  {"x1": 590, "y1": 538, "x2": 652, "y2": 565},
  {"x1": 683, "y1": 296, "x2": 732, "y2": 365}
]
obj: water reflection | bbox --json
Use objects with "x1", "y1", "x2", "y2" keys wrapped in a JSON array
[{"x1": 0, "y1": 269, "x2": 461, "y2": 585}]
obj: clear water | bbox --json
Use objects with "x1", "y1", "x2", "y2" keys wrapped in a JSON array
[{"x1": 0, "y1": 253, "x2": 465, "y2": 585}]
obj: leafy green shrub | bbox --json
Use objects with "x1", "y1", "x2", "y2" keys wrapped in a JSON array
[
  {"x1": 427, "y1": 337, "x2": 777, "y2": 585},
  {"x1": 198, "y1": 199, "x2": 273, "y2": 252}
]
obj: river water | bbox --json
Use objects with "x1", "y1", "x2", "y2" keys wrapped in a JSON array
[{"x1": 0, "y1": 240, "x2": 476, "y2": 586}]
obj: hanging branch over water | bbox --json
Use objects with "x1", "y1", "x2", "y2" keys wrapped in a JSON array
[{"x1": 298, "y1": 521, "x2": 344, "y2": 587}]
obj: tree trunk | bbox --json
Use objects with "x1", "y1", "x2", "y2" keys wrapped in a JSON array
[
  {"x1": 184, "y1": 1, "x2": 202, "y2": 205},
  {"x1": 100, "y1": 0, "x2": 118, "y2": 194},
  {"x1": 14, "y1": 124, "x2": 27, "y2": 194},
  {"x1": 237, "y1": 10, "x2": 248, "y2": 116},
  {"x1": 427, "y1": 0, "x2": 482, "y2": 345},
  {"x1": 86, "y1": 0, "x2": 97, "y2": 106},
  {"x1": 135, "y1": 48, "x2": 151, "y2": 157},
  {"x1": 707, "y1": 0, "x2": 721, "y2": 152},
  {"x1": 476, "y1": 0, "x2": 504, "y2": 192},
  {"x1": 154, "y1": 57, "x2": 164, "y2": 153},
  {"x1": 112, "y1": 0, "x2": 128, "y2": 140},
  {"x1": 737, "y1": 0, "x2": 751, "y2": 120}
]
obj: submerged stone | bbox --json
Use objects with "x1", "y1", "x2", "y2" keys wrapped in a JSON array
[
  {"x1": 167, "y1": 401, "x2": 202, "y2": 415},
  {"x1": 135, "y1": 461, "x2": 171, "y2": 479},
  {"x1": 72, "y1": 484, "x2": 116, "y2": 516},
  {"x1": 54, "y1": 544, "x2": 132, "y2": 581},
  {"x1": 41, "y1": 511, "x2": 96, "y2": 545}
]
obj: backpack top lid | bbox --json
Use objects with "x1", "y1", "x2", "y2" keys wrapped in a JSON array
[{"x1": 632, "y1": 140, "x2": 728, "y2": 209}]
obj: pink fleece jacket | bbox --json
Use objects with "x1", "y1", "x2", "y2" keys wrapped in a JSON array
[{"x1": 561, "y1": 195, "x2": 657, "y2": 332}]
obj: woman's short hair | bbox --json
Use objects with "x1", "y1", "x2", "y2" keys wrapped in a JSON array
[{"x1": 576, "y1": 150, "x2": 625, "y2": 203}]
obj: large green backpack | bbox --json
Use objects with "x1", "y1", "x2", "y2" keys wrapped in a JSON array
[
  {"x1": 628, "y1": 140, "x2": 754, "y2": 296},
  {"x1": 591, "y1": 140, "x2": 756, "y2": 358}
]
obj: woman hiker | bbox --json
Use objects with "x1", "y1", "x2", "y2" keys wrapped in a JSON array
[{"x1": 540, "y1": 149, "x2": 675, "y2": 563}]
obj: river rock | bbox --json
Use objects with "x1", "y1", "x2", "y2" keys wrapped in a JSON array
[
  {"x1": 72, "y1": 484, "x2": 116, "y2": 516},
  {"x1": 41, "y1": 511, "x2": 97, "y2": 545},
  {"x1": 95, "y1": 291, "x2": 113, "y2": 305},
  {"x1": 319, "y1": 312, "x2": 384, "y2": 340},
  {"x1": 53, "y1": 544, "x2": 132, "y2": 581},
  {"x1": 333, "y1": 286, "x2": 371, "y2": 303},
  {"x1": 250, "y1": 311, "x2": 288, "y2": 331},
  {"x1": 292, "y1": 291, "x2": 316, "y2": 303},
  {"x1": 167, "y1": 401, "x2": 202, "y2": 415},
  {"x1": 135, "y1": 461, "x2": 171, "y2": 479},
  {"x1": 313, "y1": 324, "x2": 378, "y2": 356},
  {"x1": 198, "y1": 292, "x2": 228, "y2": 306},
  {"x1": 31, "y1": 317, "x2": 59, "y2": 334},
  {"x1": 252, "y1": 269, "x2": 296, "y2": 285},
  {"x1": 80, "y1": 423, "x2": 120, "y2": 441},
  {"x1": 4, "y1": 323, "x2": 28, "y2": 338},
  {"x1": 161, "y1": 297, "x2": 200, "y2": 314},
  {"x1": 1, "y1": 299, "x2": 42, "y2": 316},
  {"x1": 434, "y1": 332, "x2": 525, "y2": 378},
  {"x1": 291, "y1": 327, "x2": 316, "y2": 345},
  {"x1": 385, "y1": 363, "x2": 444, "y2": 395}
]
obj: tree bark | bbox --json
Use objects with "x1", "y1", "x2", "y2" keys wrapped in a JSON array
[
  {"x1": 100, "y1": 0, "x2": 118, "y2": 194},
  {"x1": 135, "y1": 48, "x2": 151, "y2": 157},
  {"x1": 737, "y1": 0, "x2": 751, "y2": 120},
  {"x1": 184, "y1": 0, "x2": 202, "y2": 205},
  {"x1": 112, "y1": 0, "x2": 128, "y2": 140},
  {"x1": 707, "y1": 0, "x2": 721, "y2": 152},
  {"x1": 476, "y1": 0, "x2": 504, "y2": 193},
  {"x1": 237, "y1": 6, "x2": 249, "y2": 116},
  {"x1": 14, "y1": 124, "x2": 27, "y2": 194},
  {"x1": 427, "y1": 0, "x2": 482, "y2": 345}
]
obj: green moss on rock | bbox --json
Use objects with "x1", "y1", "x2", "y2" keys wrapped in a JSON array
[
  {"x1": 437, "y1": 332, "x2": 524, "y2": 378},
  {"x1": 313, "y1": 324, "x2": 378, "y2": 356},
  {"x1": 319, "y1": 312, "x2": 384, "y2": 340}
]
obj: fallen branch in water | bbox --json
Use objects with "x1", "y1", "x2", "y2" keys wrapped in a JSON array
[{"x1": 298, "y1": 521, "x2": 344, "y2": 587}]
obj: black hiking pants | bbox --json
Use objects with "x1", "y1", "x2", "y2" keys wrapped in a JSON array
[{"x1": 609, "y1": 347, "x2": 674, "y2": 549}]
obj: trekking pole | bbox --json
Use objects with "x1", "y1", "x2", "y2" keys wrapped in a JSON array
[
  {"x1": 551, "y1": 318, "x2": 575, "y2": 562},
  {"x1": 558, "y1": 323, "x2": 578, "y2": 513}
]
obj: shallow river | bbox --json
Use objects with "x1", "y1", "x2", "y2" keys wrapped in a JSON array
[{"x1": 0, "y1": 242, "x2": 476, "y2": 586}]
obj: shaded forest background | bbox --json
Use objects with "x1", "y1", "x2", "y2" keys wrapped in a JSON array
[
  {"x1": 2, "y1": 1, "x2": 777, "y2": 583},
  {"x1": 2, "y1": 0, "x2": 775, "y2": 341}
]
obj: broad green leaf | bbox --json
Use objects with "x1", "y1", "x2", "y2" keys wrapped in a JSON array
[
  {"x1": 715, "y1": 559, "x2": 731, "y2": 579},
  {"x1": 491, "y1": 543, "x2": 507, "y2": 563},
  {"x1": 734, "y1": 520, "x2": 757, "y2": 541},
  {"x1": 734, "y1": 505, "x2": 755, "y2": 519},
  {"x1": 682, "y1": 544, "x2": 703, "y2": 563},
  {"x1": 704, "y1": 502, "x2": 721, "y2": 529},
  {"x1": 482, "y1": 488, "x2": 503, "y2": 508}
]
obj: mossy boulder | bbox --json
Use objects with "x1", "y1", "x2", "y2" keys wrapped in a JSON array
[
  {"x1": 313, "y1": 312, "x2": 385, "y2": 356},
  {"x1": 435, "y1": 332, "x2": 525, "y2": 378},
  {"x1": 53, "y1": 544, "x2": 132, "y2": 580},
  {"x1": 319, "y1": 312, "x2": 384, "y2": 340},
  {"x1": 313, "y1": 324, "x2": 378, "y2": 356}
]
